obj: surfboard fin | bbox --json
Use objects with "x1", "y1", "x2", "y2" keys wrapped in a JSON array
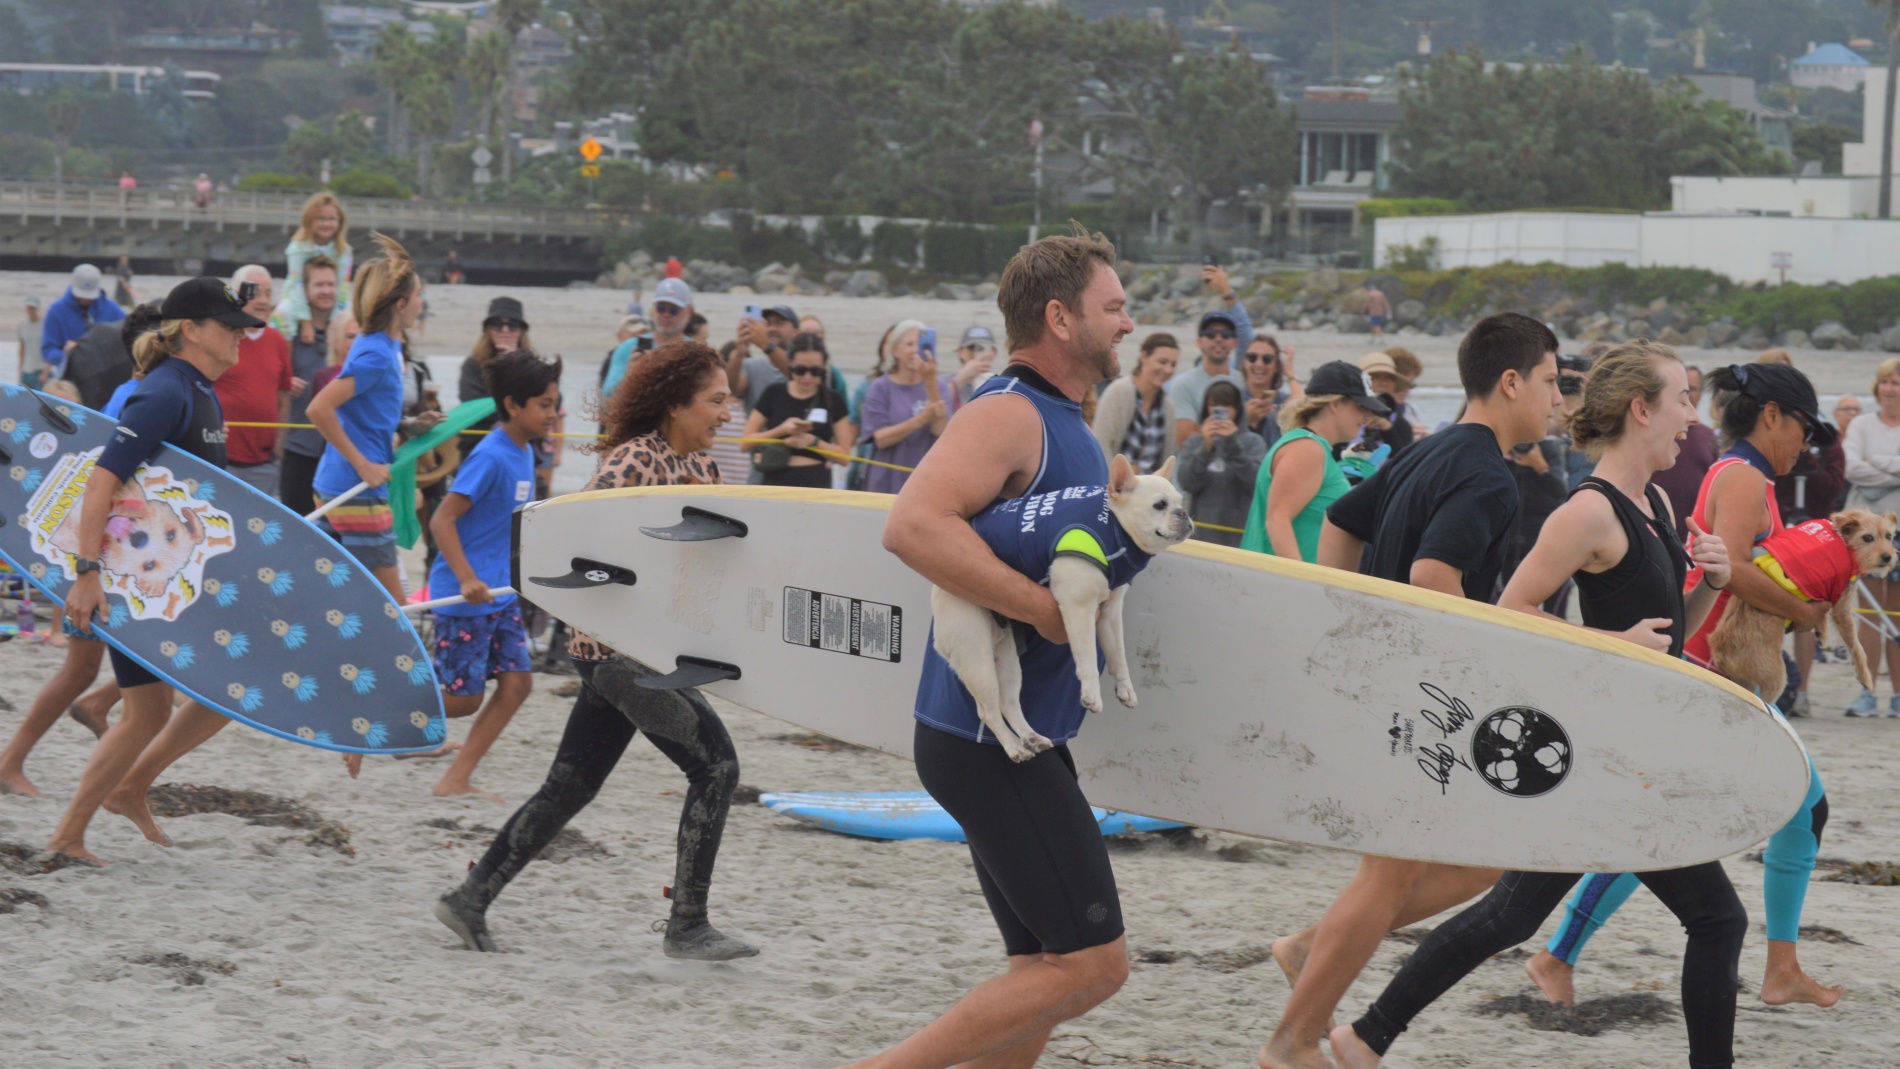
[
  {"x1": 35, "y1": 395, "x2": 75, "y2": 435},
  {"x1": 637, "y1": 655, "x2": 741, "y2": 691},
  {"x1": 639, "y1": 506, "x2": 748, "y2": 542},
  {"x1": 528, "y1": 557, "x2": 637, "y2": 590}
]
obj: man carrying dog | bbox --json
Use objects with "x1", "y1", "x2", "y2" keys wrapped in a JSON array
[
  {"x1": 862, "y1": 231, "x2": 1135, "y2": 1069},
  {"x1": 1257, "y1": 312, "x2": 1565, "y2": 1069}
]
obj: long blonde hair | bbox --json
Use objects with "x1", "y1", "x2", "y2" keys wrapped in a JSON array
[
  {"x1": 353, "y1": 233, "x2": 418, "y2": 336},
  {"x1": 1278, "y1": 393, "x2": 1347, "y2": 432},
  {"x1": 130, "y1": 319, "x2": 189, "y2": 375},
  {"x1": 294, "y1": 191, "x2": 351, "y2": 252},
  {"x1": 1566, "y1": 339, "x2": 1680, "y2": 460}
]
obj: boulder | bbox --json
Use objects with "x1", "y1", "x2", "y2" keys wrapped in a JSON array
[
  {"x1": 843, "y1": 270, "x2": 888, "y2": 298},
  {"x1": 972, "y1": 281, "x2": 999, "y2": 301},
  {"x1": 1626, "y1": 319, "x2": 1652, "y2": 339},
  {"x1": 1659, "y1": 326, "x2": 1689, "y2": 346},
  {"x1": 1649, "y1": 296, "x2": 1671, "y2": 312},
  {"x1": 1809, "y1": 321, "x2": 1853, "y2": 349},
  {"x1": 1705, "y1": 321, "x2": 1739, "y2": 347},
  {"x1": 1334, "y1": 313, "x2": 1370, "y2": 334},
  {"x1": 1780, "y1": 329, "x2": 1811, "y2": 350},
  {"x1": 1426, "y1": 315, "x2": 1459, "y2": 336},
  {"x1": 1395, "y1": 298, "x2": 1427, "y2": 327},
  {"x1": 1736, "y1": 327, "x2": 1769, "y2": 350},
  {"x1": 824, "y1": 270, "x2": 851, "y2": 289},
  {"x1": 1864, "y1": 333, "x2": 1884, "y2": 352},
  {"x1": 1881, "y1": 324, "x2": 1900, "y2": 352},
  {"x1": 1647, "y1": 306, "x2": 1679, "y2": 331},
  {"x1": 1129, "y1": 273, "x2": 1165, "y2": 301},
  {"x1": 1685, "y1": 325, "x2": 1710, "y2": 347}
]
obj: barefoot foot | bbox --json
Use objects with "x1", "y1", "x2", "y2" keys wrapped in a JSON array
[
  {"x1": 1257, "y1": 1035, "x2": 1337, "y2": 1069},
  {"x1": 38, "y1": 841, "x2": 104, "y2": 867},
  {"x1": 1273, "y1": 932, "x2": 1313, "y2": 990},
  {"x1": 433, "y1": 780, "x2": 504, "y2": 804},
  {"x1": 103, "y1": 787, "x2": 171, "y2": 847},
  {"x1": 1525, "y1": 949, "x2": 1576, "y2": 1007},
  {"x1": 1760, "y1": 964, "x2": 1846, "y2": 1007},
  {"x1": 66, "y1": 702, "x2": 109, "y2": 739},
  {"x1": 1326, "y1": 1024, "x2": 1381, "y2": 1069},
  {"x1": 342, "y1": 752, "x2": 363, "y2": 778},
  {"x1": 0, "y1": 769, "x2": 42, "y2": 797}
]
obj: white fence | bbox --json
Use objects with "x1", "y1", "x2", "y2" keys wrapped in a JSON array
[{"x1": 1375, "y1": 211, "x2": 1900, "y2": 285}]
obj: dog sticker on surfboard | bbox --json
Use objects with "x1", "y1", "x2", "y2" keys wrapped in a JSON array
[{"x1": 25, "y1": 448, "x2": 234, "y2": 621}]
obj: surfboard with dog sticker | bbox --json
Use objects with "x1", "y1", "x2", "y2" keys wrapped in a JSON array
[
  {"x1": 0, "y1": 386, "x2": 445, "y2": 754},
  {"x1": 514, "y1": 485, "x2": 1812, "y2": 872}
]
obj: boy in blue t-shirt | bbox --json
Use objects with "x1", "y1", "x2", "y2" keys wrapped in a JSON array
[{"x1": 424, "y1": 350, "x2": 563, "y2": 802}]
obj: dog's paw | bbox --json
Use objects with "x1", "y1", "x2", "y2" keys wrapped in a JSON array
[
  {"x1": 1004, "y1": 733, "x2": 1054, "y2": 763},
  {"x1": 1115, "y1": 678, "x2": 1137, "y2": 707},
  {"x1": 1080, "y1": 683, "x2": 1103, "y2": 715}
]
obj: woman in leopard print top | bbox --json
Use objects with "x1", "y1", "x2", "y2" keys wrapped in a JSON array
[{"x1": 436, "y1": 342, "x2": 758, "y2": 961}]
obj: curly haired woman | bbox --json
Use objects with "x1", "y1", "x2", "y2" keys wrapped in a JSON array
[{"x1": 434, "y1": 341, "x2": 759, "y2": 962}]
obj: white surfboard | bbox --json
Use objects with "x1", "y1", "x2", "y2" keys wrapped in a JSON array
[{"x1": 512, "y1": 485, "x2": 1811, "y2": 872}]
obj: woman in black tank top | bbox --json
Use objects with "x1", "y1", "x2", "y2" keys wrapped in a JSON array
[{"x1": 1333, "y1": 342, "x2": 1751, "y2": 1069}]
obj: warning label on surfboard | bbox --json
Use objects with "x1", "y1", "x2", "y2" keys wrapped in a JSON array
[{"x1": 783, "y1": 586, "x2": 902, "y2": 663}]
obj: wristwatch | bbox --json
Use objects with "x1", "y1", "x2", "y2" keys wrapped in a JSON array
[{"x1": 73, "y1": 558, "x2": 102, "y2": 576}]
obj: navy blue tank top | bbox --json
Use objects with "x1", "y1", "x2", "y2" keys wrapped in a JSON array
[{"x1": 914, "y1": 367, "x2": 1111, "y2": 746}]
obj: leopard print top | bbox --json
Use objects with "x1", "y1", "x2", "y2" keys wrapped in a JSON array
[{"x1": 566, "y1": 431, "x2": 720, "y2": 662}]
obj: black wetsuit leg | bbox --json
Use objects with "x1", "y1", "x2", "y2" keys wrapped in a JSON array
[
  {"x1": 458, "y1": 656, "x2": 739, "y2": 921},
  {"x1": 913, "y1": 722, "x2": 1123, "y2": 956},
  {"x1": 1352, "y1": 862, "x2": 1743, "y2": 1069}
]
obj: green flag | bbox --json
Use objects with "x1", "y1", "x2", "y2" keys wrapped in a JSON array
[{"x1": 389, "y1": 398, "x2": 496, "y2": 550}]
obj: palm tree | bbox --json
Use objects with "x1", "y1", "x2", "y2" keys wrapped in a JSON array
[
  {"x1": 1874, "y1": 0, "x2": 1900, "y2": 216},
  {"x1": 464, "y1": 32, "x2": 513, "y2": 145},
  {"x1": 495, "y1": 0, "x2": 543, "y2": 181},
  {"x1": 45, "y1": 90, "x2": 81, "y2": 186},
  {"x1": 371, "y1": 23, "x2": 423, "y2": 159}
]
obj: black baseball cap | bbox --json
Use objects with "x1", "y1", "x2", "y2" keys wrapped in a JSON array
[
  {"x1": 1198, "y1": 310, "x2": 1238, "y2": 332},
  {"x1": 1306, "y1": 360, "x2": 1392, "y2": 416},
  {"x1": 1729, "y1": 363, "x2": 1836, "y2": 446},
  {"x1": 764, "y1": 303, "x2": 798, "y2": 324},
  {"x1": 160, "y1": 277, "x2": 267, "y2": 329}
]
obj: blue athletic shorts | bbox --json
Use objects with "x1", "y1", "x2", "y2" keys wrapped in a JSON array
[{"x1": 431, "y1": 605, "x2": 532, "y2": 697}]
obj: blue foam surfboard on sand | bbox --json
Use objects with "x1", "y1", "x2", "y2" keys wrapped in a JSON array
[
  {"x1": 759, "y1": 790, "x2": 1184, "y2": 842},
  {"x1": 0, "y1": 386, "x2": 445, "y2": 754}
]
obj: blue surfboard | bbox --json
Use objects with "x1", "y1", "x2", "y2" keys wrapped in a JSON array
[
  {"x1": 758, "y1": 790, "x2": 1184, "y2": 842},
  {"x1": 0, "y1": 386, "x2": 445, "y2": 754}
]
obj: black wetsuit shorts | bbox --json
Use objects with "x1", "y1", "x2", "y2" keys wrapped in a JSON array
[{"x1": 913, "y1": 722, "x2": 1123, "y2": 956}]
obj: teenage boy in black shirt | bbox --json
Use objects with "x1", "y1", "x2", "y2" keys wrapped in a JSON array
[{"x1": 1256, "y1": 312, "x2": 1564, "y2": 1069}]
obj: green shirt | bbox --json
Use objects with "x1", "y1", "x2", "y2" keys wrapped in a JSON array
[{"x1": 1240, "y1": 428, "x2": 1350, "y2": 563}]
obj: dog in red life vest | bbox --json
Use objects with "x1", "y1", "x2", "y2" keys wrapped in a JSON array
[{"x1": 1710, "y1": 509, "x2": 1898, "y2": 701}]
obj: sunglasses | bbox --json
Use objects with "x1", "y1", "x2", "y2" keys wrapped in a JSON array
[
  {"x1": 1791, "y1": 409, "x2": 1817, "y2": 444},
  {"x1": 789, "y1": 365, "x2": 827, "y2": 377},
  {"x1": 654, "y1": 302, "x2": 685, "y2": 315},
  {"x1": 488, "y1": 319, "x2": 524, "y2": 332},
  {"x1": 1243, "y1": 352, "x2": 1278, "y2": 363},
  {"x1": 1200, "y1": 329, "x2": 1236, "y2": 341}
]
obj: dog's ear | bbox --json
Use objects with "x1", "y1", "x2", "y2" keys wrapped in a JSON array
[
  {"x1": 1837, "y1": 514, "x2": 1862, "y2": 539},
  {"x1": 1153, "y1": 455, "x2": 1177, "y2": 482},
  {"x1": 1887, "y1": 512, "x2": 1899, "y2": 533},
  {"x1": 179, "y1": 507, "x2": 206, "y2": 544},
  {"x1": 1108, "y1": 454, "x2": 1137, "y2": 497}
]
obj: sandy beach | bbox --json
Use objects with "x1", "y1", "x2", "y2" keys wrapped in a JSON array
[{"x1": 1, "y1": 271, "x2": 1897, "y2": 1067}]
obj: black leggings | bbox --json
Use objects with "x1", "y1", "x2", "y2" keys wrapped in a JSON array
[
  {"x1": 463, "y1": 656, "x2": 740, "y2": 918},
  {"x1": 279, "y1": 450, "x2": 321, "y2": 518},
  {"x1": 762, "y1": 463, "x2": 832, "y2": 488},
  {"x1": 1353, "y1": 863, "x2": 1745, "y2": 1069},
  {"x1": 913, "y1": 723, "x2": 1123, "y2": 956}
]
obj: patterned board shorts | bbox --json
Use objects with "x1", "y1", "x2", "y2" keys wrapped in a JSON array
[
  {"x1": 312, "y1": 494, "x2": 397, "y2": 570},
  {"x1": 431, "y1": 604, "x2": 532, "y2": 697}
]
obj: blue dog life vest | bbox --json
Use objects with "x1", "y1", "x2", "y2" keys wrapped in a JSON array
[
  {"x1": 970, "y1": 486, "x2": 1153, "y2": 592},
  {"x1": 915, "y1": 369, "x2": 1133, "y2": 748}
]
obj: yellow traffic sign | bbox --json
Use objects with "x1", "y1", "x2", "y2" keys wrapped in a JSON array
[
  {"x1": 580, "y1": 163, "x2": 601, "y2": 178},
  {"x1": 578, "y1": 137, "x2": 604, "y2": 162}
]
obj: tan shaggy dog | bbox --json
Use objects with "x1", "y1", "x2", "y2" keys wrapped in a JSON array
[{"x1": 1711, "y1": 509, "x2": 1898, "y2": 700}]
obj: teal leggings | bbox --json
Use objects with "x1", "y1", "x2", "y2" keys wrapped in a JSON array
[{"x1": 1547, "y1": 756, "x2": 1824, "y2": 960}]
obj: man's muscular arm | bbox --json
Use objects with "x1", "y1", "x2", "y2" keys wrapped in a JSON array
[{"x1": 884, "y1": 393, "x2": 1068, "y2": 644}]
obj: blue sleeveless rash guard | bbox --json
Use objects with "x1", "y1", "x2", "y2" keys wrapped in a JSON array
[
  {"x1": 914, "y1": 369, "x2": 1111, "y2": 747},
  {"x1": 969, "y1": 486, "x2": 1153, "y2": 591}
]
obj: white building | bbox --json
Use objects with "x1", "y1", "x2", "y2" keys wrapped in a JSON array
[
  {"x1": 1840, "y1": 65, "x2": 1900, "y2": 204},
  {"x1": 1790, "y1": 43, "x2": 1869, "y2": 93},
  {"x1": 1374, "y1": 210, "x2": 1900, "y2": 286},
  {"x1": 1669, "y1": 175, "x2": 1879, "y2": 218}
]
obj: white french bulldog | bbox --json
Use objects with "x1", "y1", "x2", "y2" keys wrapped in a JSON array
[{"x1": 931, "y1": 454, "x2": 1194, "y2": 762}]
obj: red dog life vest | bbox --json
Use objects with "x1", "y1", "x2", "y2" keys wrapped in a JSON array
[{"x1": 1754, "y1": 519, "x2": 1859, "y2": 605}]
